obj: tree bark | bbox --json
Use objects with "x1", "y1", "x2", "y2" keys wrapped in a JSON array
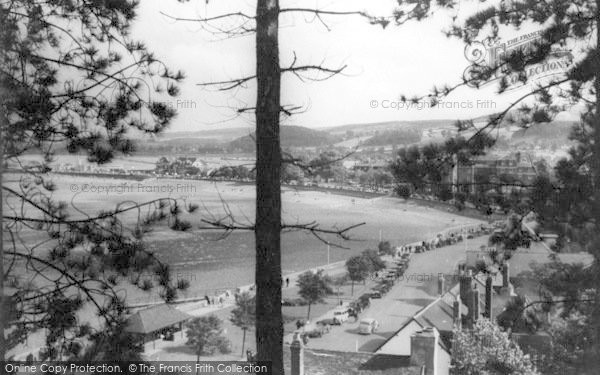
[
  {"x1": 241, "y1": 328, "x2": 246, "y2": 358},
  {"x1": 0, "y1": 84, "x2": 5, "y2": 360},
  {"x1": 306, "y1": 303, "x2": 311, "y2": 321},
  {"x1": 593, "y1": 0, "x2": 600, "y2": 358},
  {"x1": 255, "y1": 0, "x2": 283, "y2": 373}
]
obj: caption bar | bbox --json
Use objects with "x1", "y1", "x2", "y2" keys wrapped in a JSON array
[{"x1": 1, "y1": 361, "x2": 272, "y2": 375}]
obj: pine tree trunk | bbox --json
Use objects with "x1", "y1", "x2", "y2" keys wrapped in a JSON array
[
  {"x1": 255, "y1": 0, "x2": 283, "y2": 373},
  {"x1": 593, "y1": 1, "x2": 600, "y2": 358},
  {"x1": 307, "y1": 303, "x2": 311, "y2": 321},
  {"x1": 195, "y1": 353, "x2": 201, "y2": 375},
  {"x1": 0, "y1": 94, "x2": 5, "y2": 360},
  {"x1": 241, "y1": 328, "x2": 246, "y2": 358}
]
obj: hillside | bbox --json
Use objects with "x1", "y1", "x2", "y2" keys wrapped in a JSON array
[
  {"x1": 511, "y1": 121, "x2": 575, "y2": 142},
  {"x1": 323, "y1": 120, "x2": 453, "y2": 136},
  {"x1": 158, "y1": 126, "x2": 254, "y2": 142},
  {"x1": 227, "y1": 125, "x2": 342, "y2": 152},
  {"x1": 361, "y1": 128, "x2": 422, "y2": 146}
]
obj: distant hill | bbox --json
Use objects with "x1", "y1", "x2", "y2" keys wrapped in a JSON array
[
  {"x1": 227, "y1": 125, "x2": 342, "y2": 152},
  {"x1": 361, "y1": 128, "x2": 422, "y2": 146},
  {"x1": 158, "y1": 126, "x2": 254, "y2": 142},
  {"x1": 48, "y1": 116, "x2": 578, "y2": 157},
  {"x1": 323, "y1": 120, "x2": 453, "y2": 136},
  {"x1": 511, "y1": 121, "x2": 576, "y2": 142}
]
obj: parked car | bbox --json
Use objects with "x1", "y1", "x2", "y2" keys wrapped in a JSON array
[
  {"x1": 376, "y1": 282, "x2": 392, "y2": 293},
  {"x1": 317, "y1": 318, "x2": 339, "y2": 326},
  {"x1": 358, "y1": 318, "x2": 379, "y2": 335},
  {"x1": 282, "y1": 298, "x2": 306, "y2": 306},
  {"x1": 303, "y1": 322, "x2": 330, "y2": 338},
  {"x1": 369, "y1": 290, "x2": 382, "y2": 299},
  {"x1": 333, "y1": 308, "x2": 350, "y2": 324}
]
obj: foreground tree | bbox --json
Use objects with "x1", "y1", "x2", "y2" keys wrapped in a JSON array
[
  {"x1": 0, "y1": 0, "x2": 192, "y2": 360},
  {"x1": 389, "y1": 0, "x2": 600, "y2": 371},
  {"x1": 361, "y1": 249, "x2": 386, "y2": 274},
  {"x1": 186, "y1": 315, "x2": 231, "y2": 363},
  {"x1": 79, "y1": 319, "x2": 144, "y2": 362},
  {"x1": 163, "y1": 2, "x2": 394, "y2": 372},
  {"x1": 296, "y1": 270, "x2": 333, "y2": 320},
  {"x1": 346, "y1": 255, "x2": 370, "y2": 295},
  {"x1": 452, "y1": 319, "x2": 539, "y2": 375},
  {"x1": 378, "y1": 241, "x2": 394, "y2": 256},
  {"x1": 230, "y1": 292, "x2": 256, "y2": 357}
]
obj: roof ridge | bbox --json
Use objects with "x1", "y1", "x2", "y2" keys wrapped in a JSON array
[{"x1": 413, "y1": 296, "x2": 442, "y2": 319}]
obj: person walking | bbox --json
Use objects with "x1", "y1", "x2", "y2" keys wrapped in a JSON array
[{"x1": 285, "y1": 277, "x2": 290, "y2": 288}]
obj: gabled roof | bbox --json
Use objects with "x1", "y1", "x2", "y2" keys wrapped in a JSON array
[
  {"x1": 284, "y1": 349, "x2": 422, "y2": 375},
  {"x1": 125, "y1": 304, "x2": 191, "y2": 334},
  {"x1": 375, "y1": 296, "x2": 454, "y2": 354},
  {"x1": 414, "y1": 299, "x2": 454, "y2": 333},
  {"x1": 377, "y1": 274, "x2": 505, "y2": 354}
]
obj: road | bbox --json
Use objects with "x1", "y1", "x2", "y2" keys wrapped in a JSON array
[{"x1": 293, "y1": 235, "x2": 489, "y2": 352}]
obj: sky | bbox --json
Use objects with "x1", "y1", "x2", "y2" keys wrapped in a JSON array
[{"x1": 131, "y1": 0, "x2": 574, "y2": 133}]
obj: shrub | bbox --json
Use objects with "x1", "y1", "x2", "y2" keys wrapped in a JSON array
[
  {"x1": 394, "y1": 184, "x2": 411, "y2": 199},
  {"x1": 177, "y1": 279, "x2": 190, "y2": 290},
  {"x1": 140, "y1": 279, "x2": 153, "y2": 291}
]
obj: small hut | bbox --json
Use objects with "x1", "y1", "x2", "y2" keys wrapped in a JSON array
[{"x1": 125, "y1": 304, "x2": 192, "y2": 347}]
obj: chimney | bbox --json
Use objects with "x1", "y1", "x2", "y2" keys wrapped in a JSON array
[
  {"x1": 485, "y1": 276, "x2": 493, "y2": 319},
  {"x1": 453, "y1": 294, "x2": 462, "y2": 329},
  {"x1": 502, "y1": 261, "x2": 510, "y2": 288},
  {"x1": 410, "y1": 327, "x2": 439, "y2": 375},
  {"x1": 459, "y1": 271, "x2": 473, "y2": 306},
  {"x1": 290, "y1": 331, "x2": 304, "y2": 375},
  {"x1": 471, "y1": 285, "x2": 480, "y2": 323},
  {"x1": 437, "y1": 275, "x2": 445, "y2": 296}
]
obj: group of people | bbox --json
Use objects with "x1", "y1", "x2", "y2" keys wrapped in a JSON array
[
  {"x1": 396, "y1": 225, "x2": 490, "y2": 254},
  {"x1": 203, "y1": 289, "x2": 232, "y2": 307}
]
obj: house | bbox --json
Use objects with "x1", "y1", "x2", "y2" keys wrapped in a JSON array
[
  {"x1": 286, "y1": 328, "x2": 443, "y2": 375},
  {"x1": 352, "y1": 161, "x2": 388, "y2": 172},
  {"x1": 450, "y1": 152, "x2": 538, "y2": 194},
  {"x1": 375, "y1": 268, "x2": 514, "y2": 374}
]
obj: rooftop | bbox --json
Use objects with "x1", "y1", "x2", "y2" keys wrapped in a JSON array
[
  {"x1": 284, "y1": 349, "x2": 422, "y2": 375},
  {"x1": 125, "y1": 304, "x2": 192, "y2": 335}
]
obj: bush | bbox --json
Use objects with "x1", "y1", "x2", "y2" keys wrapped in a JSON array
[
  {"x1": 329, "y1": 273, "x2": 349, "y2": 286},
  {"x1": 282, "y1": 298, "x2": 307, "y2": 306},
  {"x1": 394, "y1": 184, "x2": 411, "y2": 199},
  {"x1": 140, "y1": 279, "x2": 153, "y2": 291},
  {"x1": 177, "y1": 279, "x2": 190, "y2": 290},
  {"x1": 437, "y1": 185, "x2": 453, "y2": 201},
  {"x1": 378, "y1": 241, "x2": 394, "y2": 256},
  {"x1": 215, "y1": 336, "x2": 232, "y2": 354},
  {"x1": 475, "y1": 259, "x2": 488, "y2": 274},
  {"x1": 107, "y1": 274, "x2": 118, "y2": 285}
]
